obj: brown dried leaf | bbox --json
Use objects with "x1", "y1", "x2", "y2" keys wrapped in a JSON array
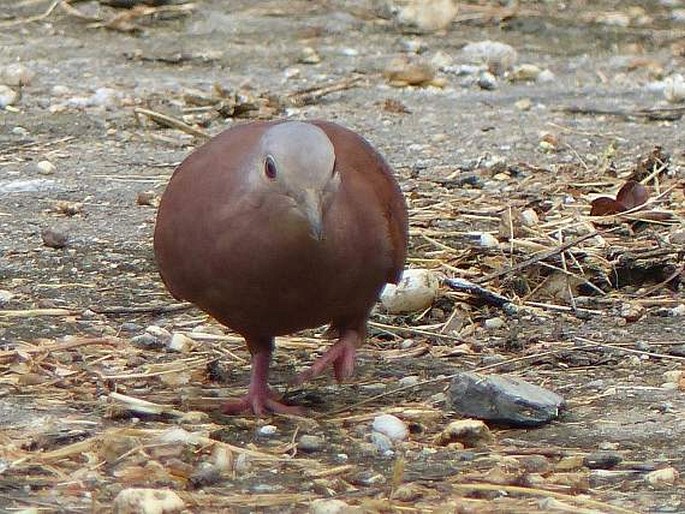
[
  {"x1": 616, "y1": 180, "x2": 648, "y2": 209},
  {"x1": 590, "y1": 197, "x2": 626, "y2": 216}
]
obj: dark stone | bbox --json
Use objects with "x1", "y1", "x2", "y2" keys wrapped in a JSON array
[
  {"x1": 189, "y1": 463, "x2": 222, "y2": 489},
  {"x1": 41, "y1": 228, "x2": 68, "y2": 249},
  {"x1": 668, "y1": 345, "x2": 685, "y2": 357},
  {"x1": 119, "y1": 322, "x2": 142, "y2": 332},
  {"x1": 447, "y1": 372, "x2": 566, "y2": 427},
  {"x1": 516, "y1": 455, "x2": 551, "y2": 474},
  {"x1": 584, "y1": 452, "x2": 622, "y2": 469}
]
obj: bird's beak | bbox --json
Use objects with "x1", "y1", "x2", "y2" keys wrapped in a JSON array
[{"x1": 299, "y1": 188, "x2": 324, "y2": 240}]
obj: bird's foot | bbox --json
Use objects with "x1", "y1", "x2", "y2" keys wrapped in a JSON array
[
  {"x1": 292, "y1": 331, "x2": 358, "y2": 385},
  {"x1": 221, "y1": 388, "x2": 304, "y2": 416}
]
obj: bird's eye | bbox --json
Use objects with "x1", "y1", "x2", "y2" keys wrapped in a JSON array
[{"x1": 264, "y1": 156, "x2": 277, "y2": 180}]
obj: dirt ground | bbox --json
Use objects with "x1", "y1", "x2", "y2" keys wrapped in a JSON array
[{"x1": 1, "y1": 0, "x2": 685, "y2": 512}]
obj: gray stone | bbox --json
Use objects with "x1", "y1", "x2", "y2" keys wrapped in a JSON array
[
  {"x1": 130, "y1": 333, "x2": 165, "y2": 350},
  {"x1": 668, "y1": 345, "x2": 685, "y2": 357},
  {"x1": 298, "y1": 434, "x2": 324, "y2": 453},
  {"x1": 447, "y1": 372, "x2": 566, "y2": 427},
  {"x1": 120, "y1": 322, "x2": 142, "y2": 332},
  {"x1": 370, "y1": 431, "x2": 394, "y2": 456}
]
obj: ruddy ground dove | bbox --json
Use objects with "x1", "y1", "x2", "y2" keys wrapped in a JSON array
[{"x1": 154, "y1": 120, "x2": 408, "y2": 415}]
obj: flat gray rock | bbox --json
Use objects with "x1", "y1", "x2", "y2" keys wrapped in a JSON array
[{"x1": 447, "y1": 372, "x2": 566, "y2": 427}]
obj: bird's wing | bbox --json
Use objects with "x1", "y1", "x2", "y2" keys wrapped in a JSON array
[{"x1": 312, "y1": 120, "x2": 408, "y2": 284}]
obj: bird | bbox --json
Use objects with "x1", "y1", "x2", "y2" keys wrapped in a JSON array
[{"x1": 153, "y1": 120, "x2": 408, "y2": 415}]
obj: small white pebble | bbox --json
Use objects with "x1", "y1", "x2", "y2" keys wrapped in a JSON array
[
  {"x1": 145, "y1": 325, "x2": 171, "y2": 341},
  {"x1": 520, "y1": 208, "x2": 539, "y2": 226},
  {"x1": 484, "y1": 317, "x2": 505, "y2": 330},
  {"x1": 663, "y1": 370, "x2": 684, "y2": 382},
  {"x1": 644, "y1": 467, "x2": 679, "y2": 485},
  {"x1": 400, "y1": 338, "x2": 415, "y2": 349},
  {"x1": 35, "y1": 160, "x2": 56, "y2": 175},
  {"x1": 167, "y1": 333, "x2": 194, "y2": 353},
  {"x1": 515, "y1": 98, "x2": 532, "y2": 111},
  {"x1": 670, "y1": 304, "x2": 685, "y2": 316},
  {"x1": 179, "y1": 410, "x2": 209, "y2": 424},
  {"x1": 660, "y1": 382, "x2": 679, "y2": 390},
  {"x1": 0, "y1": 290, "x2": 14, "y2": 305},
  {"x1": 113, "y1": 488, "x2": 184, "y2": 514},
  {"x1": 372, "y1": 414, "x2": 408, "y2": 441},
  {"x1": 399, "y1": 375, "x2": 420, "y2": 387},
  {"x1": 283, "y1": 67, "x2": 300, "y2": 79},
  {"x1": 479, "y1": 233, "x2": 499, "y2": 248},
  {"x1": 664, "y1": 74, "x2": 685, "y2": 103},
  {"x1": 512, "y1": 63, "x2": 542, "y2": 81},
  {"x1": 0, "y1": 63, "x2": 34, "y2": 86},
  {"x1": 431, "y1": 50, "x2": 453, "y2": 69},
  {"x1": 310, "y1": 499, "x2": 351, "y2": 514},
  {"x1": 430, "y1": 392, "x2": 447, "y2": 403},
  {"x1": 536, "y1": 69, "x2": 556, "y2": 83},
  {"x1": 0, "y1": 85, "x2": 19, "y2": 109},
  {"x1": 51, "y1": 85, "x2": 71, "y2": 96},
  {"x1": 257, "y1": 424, "x2": 278, "y2": 437}
]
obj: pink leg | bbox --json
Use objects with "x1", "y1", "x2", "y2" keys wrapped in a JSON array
[
  {"x1": 222, "y1": 347, "x2": 303, "y2": 416},
  {"x1": 292, "y1": 329, "x2": 361, "y2": 386}
]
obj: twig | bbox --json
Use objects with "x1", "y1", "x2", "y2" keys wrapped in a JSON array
[
  {"x1": 59, "y1": 0, "x2": 99, "y2": 21},
  {"x1": 287, "y1": 76, "x2": 363, "y2": 106},
  {"x1": 134, "y1": 107, "x2": 210, "y2": 139},
  {"x1": 574, "y1": 337, "x2": 685, "y2": 362},
  {"x1": 87, "y1": 3, "x2": 196, "y2": 31},
  {"x1": 476, "y1": 229, "x2": 609, "y2": 284},
  {"x1": 0, "y1": 0, "x2": 61, "y2": 27},
  {"x1": 91, "y1": 302, "x2": 193, "y2": 315},
  {"x1": 0, "y1": 337, "x2": 119, "y2": 364},
  {"x1": 449, "y1": 483, "x2": 638, "y2": 514},
  {"x1": 555, "y1": 105, "x2": 685, "y2": 122},
  {"x1": 523, "y1": 301, "x2": 602, "y2": 315},
  {"x1": 635, "y1": 264, "x2": 684, "y2": 299},
  {"x1": 443, "y1": 277, "x2": 512, "y2": 308},
  {"x1": 0, "y1": 308, "x2": 79, "y2": 318},
  {"x1": 109, "y1": 391, "x2": 185, "y2": 417},
  {"x1": 368, "y1": 321, "x2": 463, "y2": 342}
]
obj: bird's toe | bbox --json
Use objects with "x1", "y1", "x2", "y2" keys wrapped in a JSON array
[
  {"x1": 221, "y1": 390, "x2": 304, "y2": 416},
  {"x1": 291, "y1": 336, "x2": 358, "y2": 385}
]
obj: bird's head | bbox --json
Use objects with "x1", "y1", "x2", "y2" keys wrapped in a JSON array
[{"x1": 254, "y1": 121, "x2": 340, "y2": 240}]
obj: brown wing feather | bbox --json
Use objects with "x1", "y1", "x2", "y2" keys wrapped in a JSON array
[
  {"x1": 154, "y1": 121, "x2": 273, "y2": 300},
  {"x1": 311, "y1": 120, "x2": 408, "y2": 284}
]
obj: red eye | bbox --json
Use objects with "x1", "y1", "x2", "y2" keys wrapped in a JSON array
[{"x1": 264, "y1": 156, "x2": 277, "y2": 180}]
